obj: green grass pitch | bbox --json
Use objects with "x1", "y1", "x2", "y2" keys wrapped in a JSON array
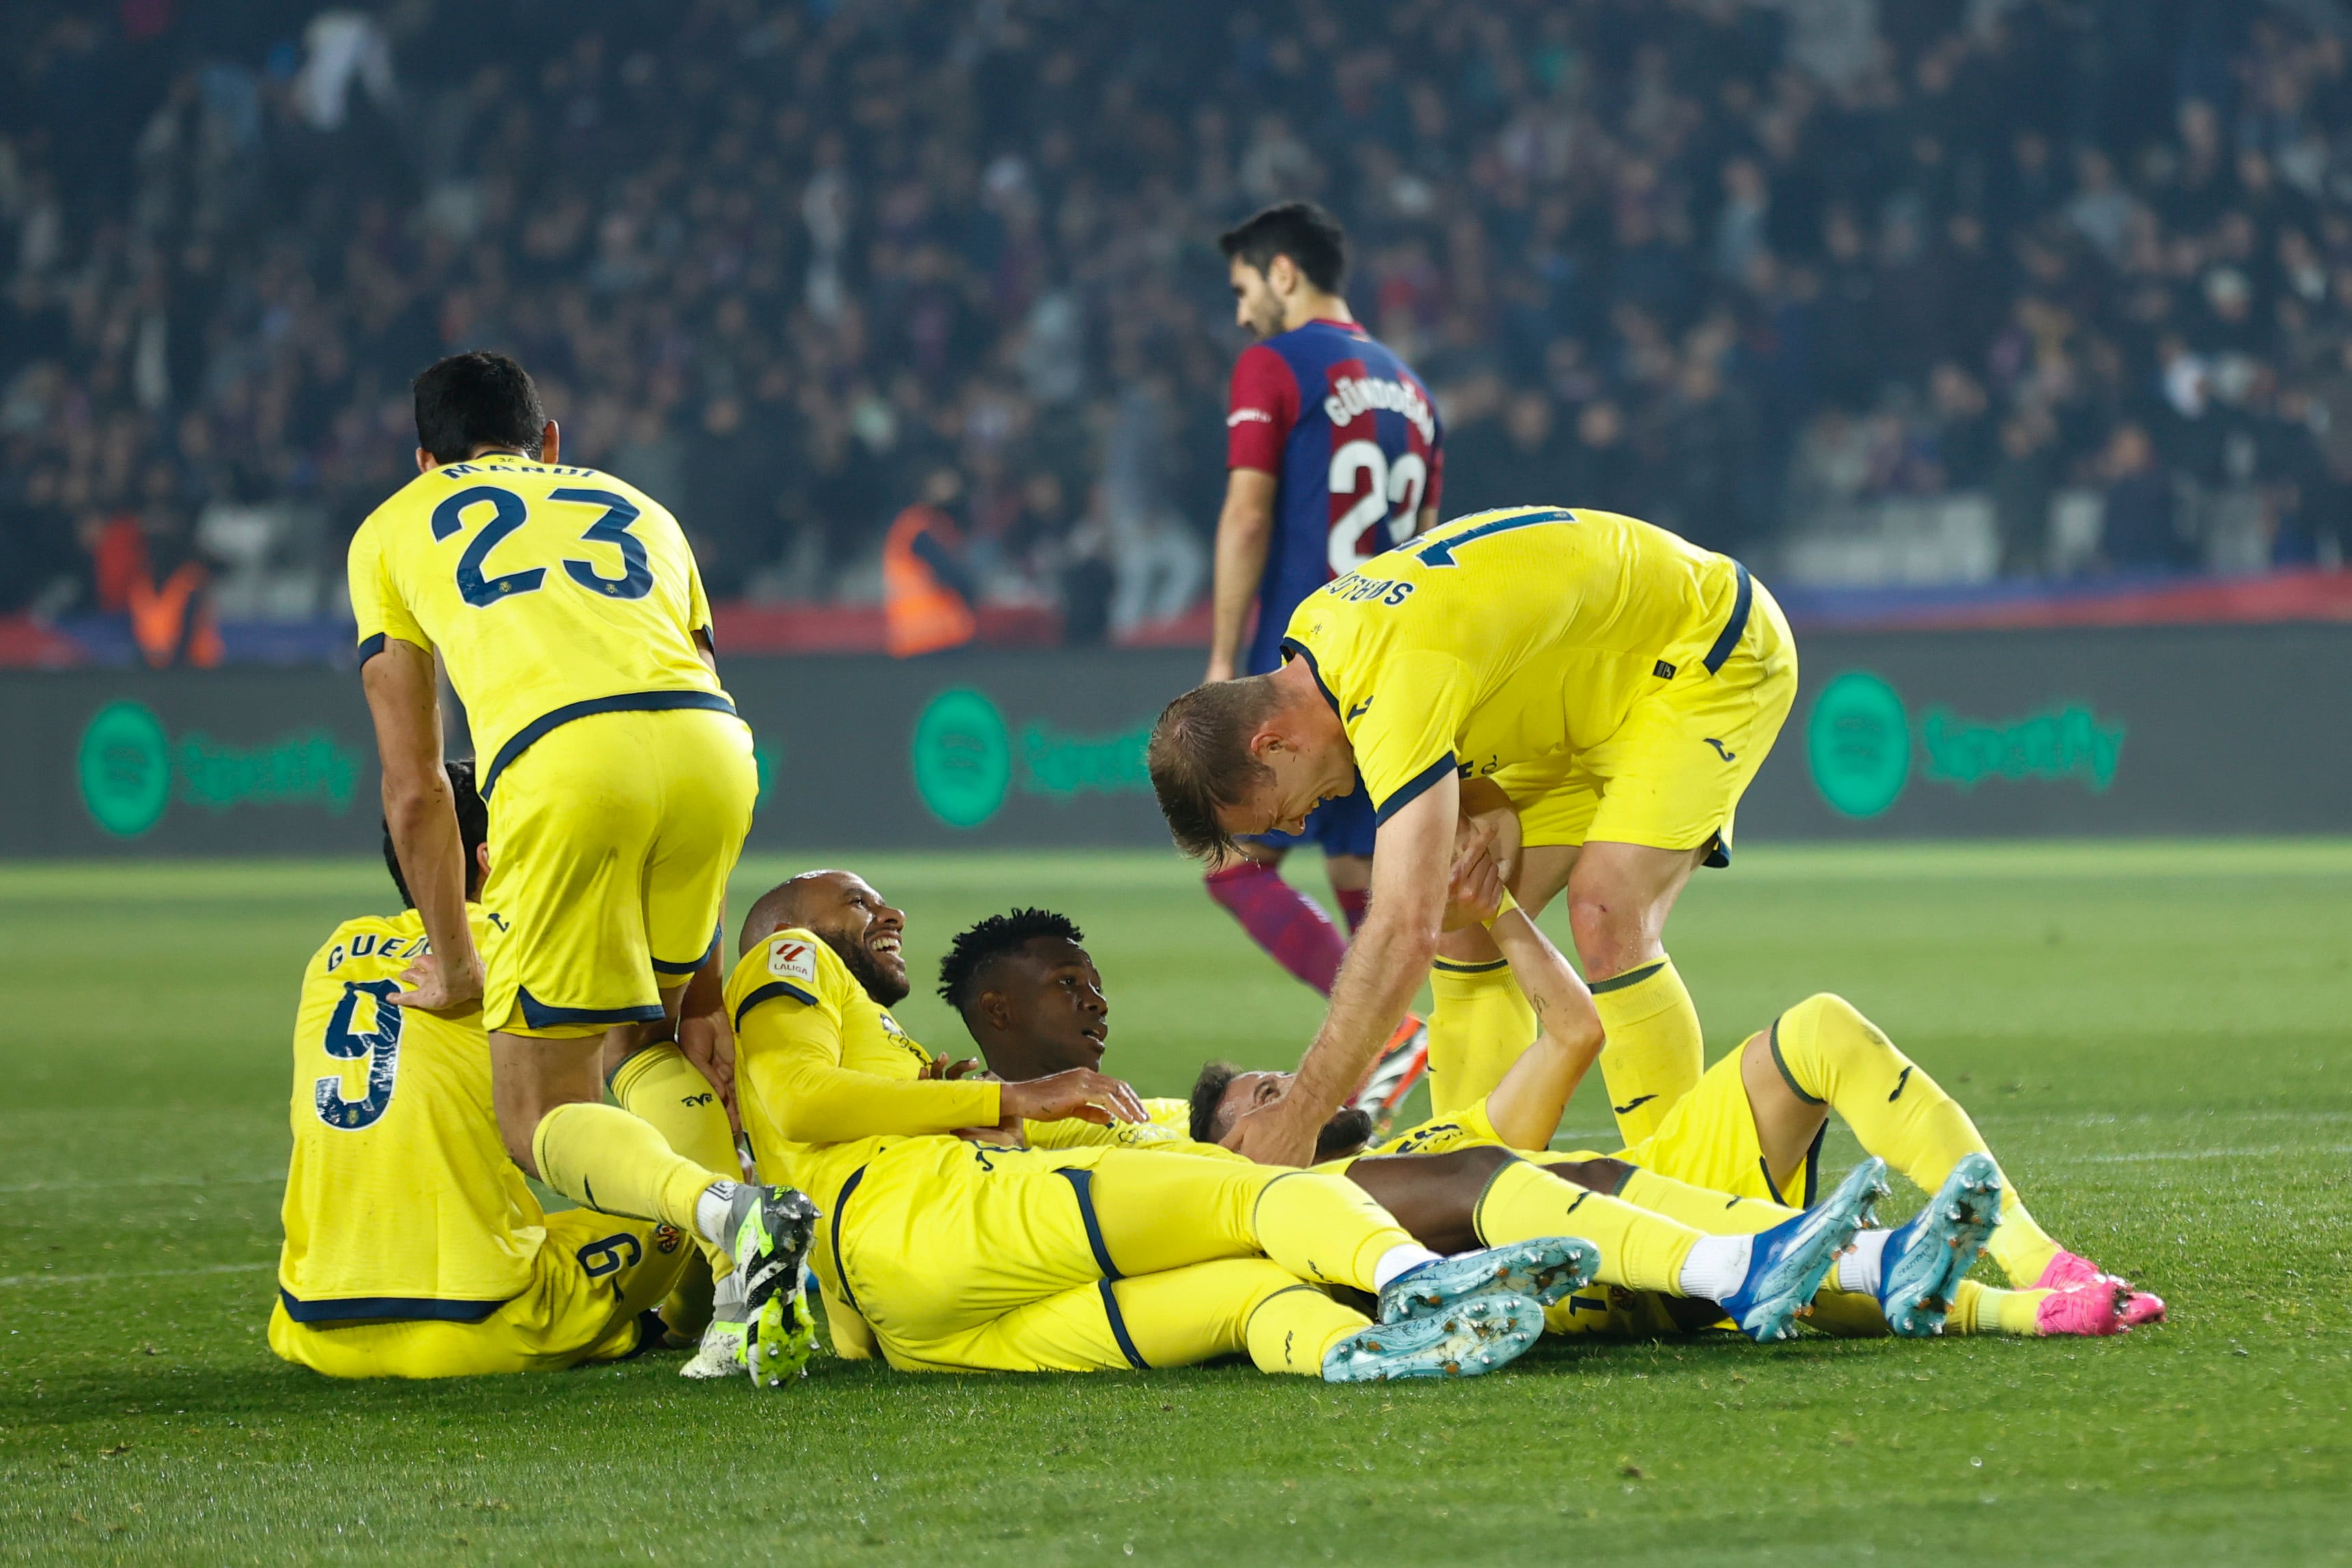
[{"x1": 3, "y1": 841, "x2": 2348, "y2": 1565}]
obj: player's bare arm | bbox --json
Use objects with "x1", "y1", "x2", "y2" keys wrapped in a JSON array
[
  {"x1": 361, "y1": 637, "x2": 484, "y2": 1013},
  {"x1": 1224, "y1": 771, "x2": 1458, "y2": 1165},
  {"x1": 1206, "y1": 468, "x2": 1278, "y2": 682},
  {"x1": 1479, "y1": 901, "x2": 1607, "y2": 1151}
]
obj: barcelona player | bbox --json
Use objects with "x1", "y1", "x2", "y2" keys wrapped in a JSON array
[
  {"x1": 1203, "y1": 202, "x2": 1440, "y2": 1114},
  {"x1": 1150, "y1": 504, "x2": 1796, "y2": 1166},
  {"x1": 346, "y1": 351, "x2": 809, "y2": 1382},
  {"x1": 267, "y1": 761, "x2": 813, "y2": 1377},
  {"x1": 718, "y1": 870, "x2": 1593, "y2": 1381}
]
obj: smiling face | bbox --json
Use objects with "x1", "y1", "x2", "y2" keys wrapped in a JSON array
[
  {"x1": 788, "y1": 871, "x2": 909, "y2": 1005},
  {"x1": 975, "y1": 935, "x2": 1110, "y2": 1080}
]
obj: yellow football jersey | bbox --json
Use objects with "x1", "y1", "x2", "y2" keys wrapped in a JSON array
[
  {"x1": 346, "y1": 453, "x2": 730, "y2": 795},
  {"x1": 724, "y1": 929, "x2": 997, "y2": 1214},
  {"x1": 277, "y1": 906, "x2": 547, "y2": 1322},
  {"x1": 1279, "y1": 506, "x2": 1748, "y2": 820}
]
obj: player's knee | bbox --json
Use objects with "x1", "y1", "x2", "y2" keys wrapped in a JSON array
[
  {"x1": 1565, "y1": 891, "x2": 1651, "y2": 975},
  {"x1": 1784, "y1": 992, "x2": 1879, "y2": 1051},
  {"x1": 1540, "y1": 1156, "x2": 1632, "y2": 1194}
]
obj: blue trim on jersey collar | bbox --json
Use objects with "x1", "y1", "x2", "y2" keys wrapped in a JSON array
[
  {"x1": 515, "y1": 987, "x2": 666, "y2": 1031},
  {"x1": 479, "y1": 689, "x2": 740, "y2": 798},
  {"x1": 1277, "y1": 637, "x2": 1341, "y2": 718},
  {"x1": 731, "y1": 979, "x2": 819, "y2": 1031},
  {"x1": 279, "y1": 1287, "x2": 505, "y2": 1325},
  {"x1": 1373, "y1": 753, "x2": 1458, "y2": 826}
]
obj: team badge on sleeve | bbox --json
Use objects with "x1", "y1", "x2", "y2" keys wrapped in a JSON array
[{"x1": 768, "y1": 938, "x2": 819, "y2": 985}]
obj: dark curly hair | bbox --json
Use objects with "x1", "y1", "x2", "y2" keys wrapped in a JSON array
[{"x1": 936, "y1": 908, "x2": 1086, "y2": 1012}]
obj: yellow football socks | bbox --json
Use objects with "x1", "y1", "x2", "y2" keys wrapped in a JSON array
[
  {"x1": 1769, "y1": 994, "x2": 2061, "y2": 1285},
  {"x1": 1589, "y1": 956, "x2": 1704, "y2": 1147},
  {"x1": 1110, "y1": 1259, "x2": 1367, "y2": 1376},
  {"x1": 1248, "y1": 1171, "x2": 1420, "y2": 1291},
  {"x1": 529, "y1": 1100, "x2": 721, "y2": 1233},
  {"x1": 1425, "y1": 957, "x2": 1537, "y2": 1117},
  {"x1": 1613, "y1": 1165, "x2": 1797, "y2": 1235},
  {"x1": 609, "y1": 1043, "x2": 739, "y2": 1183},
  {"x1": 1948, "y1": 1278, "x2": 2047, "y2": 1336},
  {"x1": 1472, "y1": 1157, "x2": 1696, "y2": 1294},
  {"x1": 609, "y1": 1042, "x2": 740, "y2": 1319}
]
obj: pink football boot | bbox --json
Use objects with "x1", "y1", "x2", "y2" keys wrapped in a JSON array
[{"x1": 2035, "y1": 1249, "x2": 2167, "y2": 1328}]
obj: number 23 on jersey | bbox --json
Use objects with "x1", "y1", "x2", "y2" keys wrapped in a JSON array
[{"x1": 432, "y1": 484, "x2": 654, "y2": 608}]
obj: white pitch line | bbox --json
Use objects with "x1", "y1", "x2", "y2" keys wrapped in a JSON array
[
  {"x1": 0, "y1": 1175, "x2": 284, "y2": 1195},
  {"x1": 2044, "y1": 1145, "x2": 2352, "y2": 1165},
  {"x1": 0, "y1": 1261, "x2": 273, "y2": 1289}
]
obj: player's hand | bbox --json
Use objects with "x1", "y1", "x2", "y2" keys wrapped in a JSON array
[
  {"x1": 1219, "y1": 1091, "x2": 1318, "y2": 1167},
  {"x1": 391, "y1": 950, "x2": 485, "y2": 1015},
  {"x1": 923, "y1": 1055, "x2": 986, "y2": 1082},
  {"x1": 998, "y1": 1068, "x2": 1149, "y2": 1126},
  {"x1": 677, "y1": 1007, "x2": 746, "y2": 1142},
  {"x1": 1205, "y1": 652, "x2": 1237, "y2": 683},
  {"x1": 1455, "y1": 778, "x2": 1522, "y2": 889},
  {"x1": 1442, "y1": 845, "x2": 1506, "y2": 930}
]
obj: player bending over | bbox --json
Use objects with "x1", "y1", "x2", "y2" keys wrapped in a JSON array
[
  {"x1": 936, "y1": 905, "x2": 2049, "y2": 1344},
  {"x1": 718, "y1": 870, "x2": 1599, "y2": 1382},
  {"x1": 348, "y1": 351, "x2": 809, "y2": 1375},
  {"x1": 1149, "y1": 503, "x2": 1796, "y2": 1168},
  {"x1": 270, "y1": 761, "x2": 815, "y2": 1378},
  {"x1": 1196, "y1": 202, "x2": 1442, "y2": 1115}
]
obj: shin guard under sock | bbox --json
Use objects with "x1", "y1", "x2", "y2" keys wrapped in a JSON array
[
  {"x1": 1425, "y1": 957, "x2": 1538, "y2": 1117},
  {"x1": 1589, "y1": 957, "x2": 1703, "y2": 1147},
  {"x1": 1769, "y1": 994, "x2": 2061, "y2": 1285}
]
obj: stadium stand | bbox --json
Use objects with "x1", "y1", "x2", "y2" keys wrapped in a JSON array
[{"x1": 5, "y1": 0, "x2": 2352, "y2": 664}]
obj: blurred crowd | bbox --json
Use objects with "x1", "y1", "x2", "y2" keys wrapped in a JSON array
[{"x1": 5, "y1": 0, "x2": 2352, "y2": 642}]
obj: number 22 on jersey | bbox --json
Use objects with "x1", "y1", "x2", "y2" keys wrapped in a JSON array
[
  {"x1": 432, "y1": 485, "x2": 654, "y2": 608},
  {"x1": 1328, "y1": 440, "x2": 1429, "y2": 576}
]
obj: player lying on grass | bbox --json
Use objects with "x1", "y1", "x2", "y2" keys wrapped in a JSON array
[
  {"x1": 718, "y1": 869, "x2": 1595, "y2": 1384},
  {"x1": 1179, "y1": 878, "x2": 2164, "y2": 1336},
  {"x1": 270, "y1": 761, "x2": 818, "y2": 1379},
  {"x1": 936, "y1": 906, "x2": 2058, "y2": 1343}
]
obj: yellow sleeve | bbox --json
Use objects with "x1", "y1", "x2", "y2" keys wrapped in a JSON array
[
  {"x1": 686, "y1": 546, "x2": 715, "y2": 644},
  {"x1": 346, "y1": 512, "x2": 429, "y2": 660},
  {"x1": 729, "y1": 935, "x2": 998, "y2": 1143},
  {"x1": 1371, "y1": 1095, "x2": 1504, "y2": 1157},
  {"x1": 1326, "y1": 645, "x2": 1472, "y2": 820}
]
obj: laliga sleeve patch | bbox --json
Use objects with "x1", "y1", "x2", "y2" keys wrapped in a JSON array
[{"x1": 768, "y1": 938, "x2": 820, "y2": 985}]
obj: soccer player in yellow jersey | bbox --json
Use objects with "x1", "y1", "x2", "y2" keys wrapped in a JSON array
[
  {"x1": 346, "y1": 351, "x2": 811, "y2": 1381},
  {"x1": 1192, "y1": 879, "x2": 2161, "y2": 1337},
  {"x1": 934, "y1": 904, "x2": 2051, "y2": 1343},
  {"x1": 1148, "y1": 505, "x2": 1796, "y2": 1166},
  {"x1": 720, "y1": 870, "x2": 1602, "y2": 1381},
  {"x1": 270, "y1": 761, "x2": 726, "y2": 1377}
]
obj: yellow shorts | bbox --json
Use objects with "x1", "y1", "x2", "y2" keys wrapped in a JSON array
[
  {"x1": 1501, "y1": 577, "x2": 1796, "y2": 858},
  {"x1": 480, "y1": 705, "x2": 757, "y2": 1037},
  {"x1": 1617, "y1": 1041, "x2": 1818, "y2": 1207},
  {"x1": 818, "y1": 1139, "x2": 1289, "y2": 1373},
  {"x1": 266, "y1": 1209, "x2": 690, "y2": 1378}
]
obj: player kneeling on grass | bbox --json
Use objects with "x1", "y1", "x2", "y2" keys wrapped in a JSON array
[
  {"x1": 940, "y1": 903, "x2": 2015, "y2": 1345},
  {"x1": 269, "y1": 760, "x2": 817, "y2": 1380},
  {"x1": 718, "y1": 870, "x2": 1600, "y2": 1384},
  {"x1": 1194, "y1": 886, "x2": 2163, "y2": 1339}
]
